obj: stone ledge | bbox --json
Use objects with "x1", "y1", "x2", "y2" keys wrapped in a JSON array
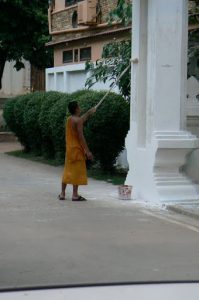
[
  {"x1": 0, "y1": 98, "x2": 8, "y2": 109},
  {"x1": 167, "y1": 204, "x2": 199, "y2": 221},
  {"x1": 0, "y1": 132, "x2": 17, "y2": 142}
]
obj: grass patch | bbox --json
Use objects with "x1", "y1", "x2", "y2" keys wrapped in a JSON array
[
  {"x1": 6, "y1": 150, "x2": 63, "y2": 166},
  {"x1": 6, "y1": 150, "x2": 127, "y2": 185}
]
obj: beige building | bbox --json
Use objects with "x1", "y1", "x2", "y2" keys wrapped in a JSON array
[
  {"x1": 0, "y1": 60, "x2": 31, "y2": 98},
  {"x1": 46, "y1": 0, "x2": 131, "y2": 92}
]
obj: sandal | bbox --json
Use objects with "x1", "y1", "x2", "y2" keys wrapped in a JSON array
[
  {"x1": 58, "y1": 194, "x2": 66, "y2": 201},
  {"x1": 72, "y1": 196, "x2": 87, "y2": 202}
]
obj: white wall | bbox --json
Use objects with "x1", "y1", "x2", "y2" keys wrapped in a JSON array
[
  {"x1": 0, "y1": 60, "x2": 31, "y2": 97},
  {"x1": 46, "y1": 63, "x2": 119, "y2": 93}
]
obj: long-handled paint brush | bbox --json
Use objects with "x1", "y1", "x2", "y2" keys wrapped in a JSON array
[{"x1": 94, "y1": 63, "x2": 131, "y2": 110}]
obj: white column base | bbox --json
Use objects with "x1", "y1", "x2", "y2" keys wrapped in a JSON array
[{"x1": 125, "y1": 128, "x2": 199, "y2": 204}]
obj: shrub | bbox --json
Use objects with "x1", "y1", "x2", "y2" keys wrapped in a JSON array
[
  {"x1": 49, "y1": 93, "x2": 73, "y2": 162},
  {"x1": 14, "y1": 94, "x2": 34, "y2": 151},
  {"x1": 3, "y1": 94, "x2": 34, "y2": 151},
  {"x1": 39, "y1": 91, "x2": 63, "y2": 159},
  {"x1": 23, "y1": 92, "x2": 45, "y2": 155},
  {"x1": 70, "y1": 89, "x2": 92, "y2": 100},
  {"x1": 3, "y1": 90, "x2": 130, "y2": 171},
  {"x1": 72, "y1": 90, "x2": 130, "y2": 171},
  {"x1": 3, "y1": 97, "x2": 18, "y2": 133}
]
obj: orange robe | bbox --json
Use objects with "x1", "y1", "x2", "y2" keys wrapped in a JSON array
[{"x1": 62, "y1": 117, "x2": 87, "y2": 185}]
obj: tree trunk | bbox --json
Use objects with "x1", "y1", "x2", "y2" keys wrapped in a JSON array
[
  {"x1": 0, "y1": 50, "x2": 7, "y2": 90},
  {"x1": 31, "y1": 65, "x2": 45, "y2": 92}
]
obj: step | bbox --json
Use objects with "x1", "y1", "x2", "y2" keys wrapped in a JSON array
[
  {"x1": 0, "y1": 132, "x2": 17, "y2": 142},
  {"x1": 154, "y1": 175, "x2": 188, "y2": 181},
  {"x1": 154, "y1": 176, "x2": 187, "y2": 181},
  {"x1": 161, "y1": 197, "x2": 199, "y2": 205},
  {"x1": 0, "y1": 98, "x2": 8, "y2": 109},
  {"x1": 156, "y1": 180, "x2": 190, "y2": 186},
  {"x1": 155, "y1": 131, "x2": 194, "y2": 138}
]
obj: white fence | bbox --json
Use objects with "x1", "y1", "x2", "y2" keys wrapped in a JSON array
[{"x1": 46, "y1": 63, "x2": 119, "y2": 94}]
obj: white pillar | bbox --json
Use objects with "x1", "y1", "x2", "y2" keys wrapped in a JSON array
[{"x1": 126, "y1": 0, "x2": 199, "y2": 204}]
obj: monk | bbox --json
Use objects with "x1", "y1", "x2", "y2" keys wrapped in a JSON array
[{"x1": 58, "y1": 101, "x2": 96, "y2": 201}]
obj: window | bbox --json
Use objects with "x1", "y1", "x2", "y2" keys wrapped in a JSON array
[
  {"x1": 65, "y1": 0, "x2": 76, "y2": 6},
  {"x1": 49, "y1": 0, "x2": 55, "y2": 9},
  {"x1": 63, "y1": 48, "x2": 91, "y2": 64},
  {"x1": 63, "y1": 50, "x2": 73, "y2": 63},
  {"x1": 74, "y1": 49, "x2": 79, "y2": 62},
  {"x1": 72, "y1": 11, "x2": 78, "y2": 28},
  {"x1": 65, "y1": 0, "x2": 83, "y2": 7},
  {"x1": 80, "y1": 47, "x2": 92, "y2": 61}
]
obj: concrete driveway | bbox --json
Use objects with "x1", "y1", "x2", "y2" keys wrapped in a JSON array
[{"x1": 0, "y1": 148, "x2": 199, "y2": 289}]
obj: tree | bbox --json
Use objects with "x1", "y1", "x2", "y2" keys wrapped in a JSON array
[
  {"x1": 188, "y1": 0, "x2": 199, "y2": 79},
  {"x1": 86, "y1": 0, "x2": 132, "y2": 100},
  {"x1": 86, "y1": 40, "x2": 131, "y2": 100},
  {"x1": 86, "y1": 0, "x2": 199, "y2": 100},
  {"x1": 108, "y1": 0, "x2": 132, "y2": 26},
  {"x1": 0, "y1": 0, "x2": 52, "y2": 89}
]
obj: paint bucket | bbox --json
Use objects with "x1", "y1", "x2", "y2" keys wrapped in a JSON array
[{"x1": 118, "y1": 185, "x2": 132, "y2": 200}]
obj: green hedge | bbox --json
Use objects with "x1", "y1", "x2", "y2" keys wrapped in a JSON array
[
  {"x1": 23, "y1": 92, "x2": 46, "y2": 155},
  {"x1": 49, "y1": 93, "x2": 72, "y2": 162},
  {"x1": 14, "y1": 94, "x2": 34, "y2": 151},
  {"x1": 3, "y1": 97, "x2": 17, "y2": 133},
  {"x1": 39, "y1": 91, "x2": 63, "y2": 159},
  {"x1": 3, "y1": 90, "x2": 130, "y2": 170},
  {"x1": 72, "y1": 90, "x2": 130, "y2": 170}
]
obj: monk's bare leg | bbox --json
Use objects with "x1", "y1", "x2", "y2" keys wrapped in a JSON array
[
  {"x1": 73, "y1": 185, "x2": 79, "y2": 199},
  {"x1": 59, "y1": 182, "x2": 67, "y2": 199},
  {"x1": 72, "y1": 185, "x2": 87, "y2": 201}
]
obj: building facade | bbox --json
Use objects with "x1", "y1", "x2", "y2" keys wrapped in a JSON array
[
  {"x1": 0, "y1": 60, "x2": 31, "y2": 133},
  {"x1": 0, "y1": 61, "x2": 46, "y2": 134},
  {"x1": 0, "y1": 60, "x2": 31, "y2": 98},
  {"x1": 46, "y1": 0, "x2": 131, "y2": 93}
]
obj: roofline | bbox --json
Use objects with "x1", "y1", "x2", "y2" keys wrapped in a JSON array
[
  {"x1": 46, "y1": 22, "x2": 198, "y2": 47},
  {"x1": 46, "y1": 26, "x2": 131, "y2": 47}
]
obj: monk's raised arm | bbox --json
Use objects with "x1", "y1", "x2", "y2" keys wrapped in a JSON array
[{"x1": 81, "y1": 107, "x2": 96, "y2": 123}]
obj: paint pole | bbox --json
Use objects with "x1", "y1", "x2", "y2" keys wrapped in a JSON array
[{"x1": 94, "y1": 64, "x2": 131, "y2": 110}]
